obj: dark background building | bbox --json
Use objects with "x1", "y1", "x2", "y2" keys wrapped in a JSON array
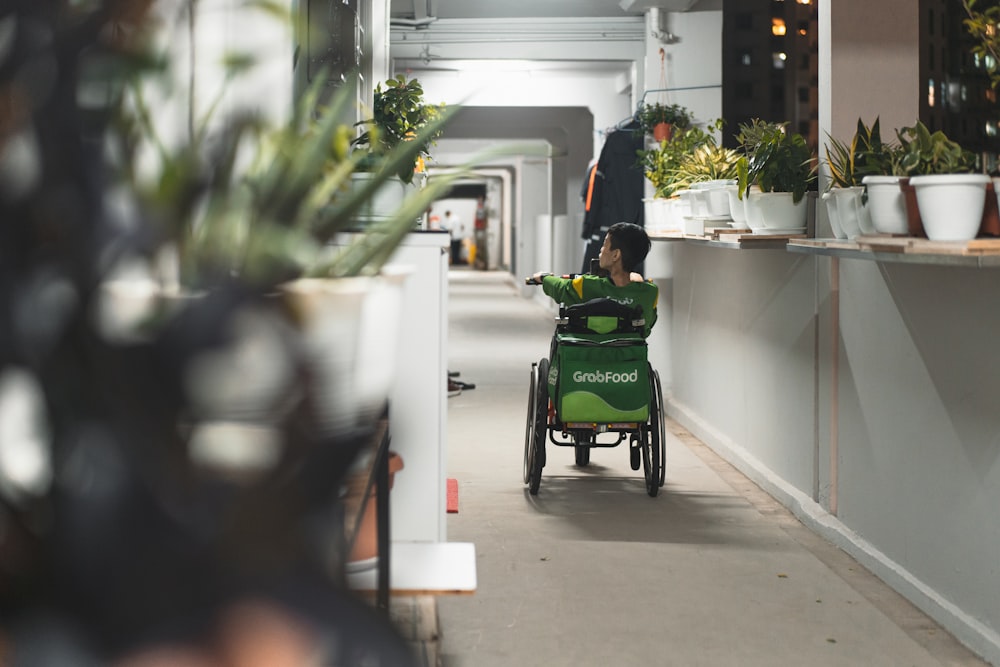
[
  {"x1": 722, "y1": 0, "x2": 1000, "y2": 172},
  {"x1": 722, "y1": 0, "x2": 818, "y2": 151}
]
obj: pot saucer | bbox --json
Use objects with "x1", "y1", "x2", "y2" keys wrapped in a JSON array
[{"x1": 753, "y1": 227, "x2": 806, "y2": 236}]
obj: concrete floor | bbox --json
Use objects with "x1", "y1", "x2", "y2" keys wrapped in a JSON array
[{"x1": 437, "y1": 269, "x2": 988, "y2": 667}]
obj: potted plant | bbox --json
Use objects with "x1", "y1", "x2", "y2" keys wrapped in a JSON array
[
  {"x1": 637, "y1": 121, "x2": 720, "y2": 231},
  {"x1": 638, "y1": 101, "x2": 694, "y2": 142},
  {"x1": 896, "y1": 121, "x2": 988, "y2": 241},
  {"x1": 348, "y1": 74, "x2": 444, "y2": 223},
  {"x1": 824, "y1": 118, "x2": 902, "y2": 237},
  {"x1": 673, "y1": 131, "x2": 741, "y2": 221},
  {"x1": 735, "y1": 119, "x2": 817, "y2": 234}
]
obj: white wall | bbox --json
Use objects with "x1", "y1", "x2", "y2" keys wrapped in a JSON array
[{"x1": 642, "y1": 11, "x2": 723, "y2": 130}]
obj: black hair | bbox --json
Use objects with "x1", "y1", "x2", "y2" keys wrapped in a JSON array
[{"x1": 607, "y1": 222, "x2": 651, "y2": 272}]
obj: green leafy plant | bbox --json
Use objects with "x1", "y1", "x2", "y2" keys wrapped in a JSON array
[
  {"x1": 116, "y1": 68, "x2": 463, "y2": 288},
  {"x1": 675, "y1": 143, "x2": 740, "y2": 184},
  {"x1": 963, "y1": 0, "x2": 1000, "y2": 88},
  {"x1": 895, "y1": 121, "x2": 978, "y2": 176},
  {"x1": 824, "y1": 117, "x2": 905, "y2": 189},
  {"x1": 735, "y1": 119, "x2": 816, "y2": 203},
  {"x1": 352, "y1": 74, "x2": 444, "y2": 184},
  {"x1": 637, "y1": 120, "x2": 723, "y2": 198},
  {"x1": 638, "y1": 102, "x2": 694, "y2": 135}
]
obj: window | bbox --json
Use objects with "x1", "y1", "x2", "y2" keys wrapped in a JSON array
[
  {"x1": 740, "y1": 51, "x2": 752, "y2": 66},
  {"x1": 928, "y1": 44, "x2": 934, "y2": 70},
  {"x1": 773, "y1": 52, "x2": 787, "y2": 69},
  {"x1": 798, "y1": 87, "x2": 809, "y2": 102},
  {"x1": 735, "y1": 13, "x2": 752, "y2": 30},
  {"x1": 772, "y1": 18, "x2": 786, "y2": 36},
  {"x1": 772, "y1": 85, "x2": 784, "y2": 102},
  {"x1": 928, "y1": 78, "x2": 935, "y2": 107},
  {"x1": 798, "y1": 21, "x2": 809, "y2": 36},
  {"x1": 736, "y1": 82, "x2": 754, "y2": 99}
]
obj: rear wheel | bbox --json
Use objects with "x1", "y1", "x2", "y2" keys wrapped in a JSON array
[
  {"x1": 522, "y1": 363, "x2": 538, "y2": 485},
  {"x1": 528, "y1": 358, "x2": 549, "y2": 495},
  {"x1": 574, "y1": 445, "x2": 591, "y2": 466},
  {"x1": 641, "y1": 426, "x2": 659, "y2": 497},
  {"x1": 650, "y1": 366, "x2": 666, "y2": 488}
]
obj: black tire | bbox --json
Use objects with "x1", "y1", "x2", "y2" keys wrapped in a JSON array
[
  {"x1": 650, "y1": 366, "x2": 666, "y2": 488},
  {"x1": 641, "y1": 426, "x2": 659, "y2": 497},
  {"x1": 523, "y1": 364, "x2": 538, "y2": 485},
  {"x1": 528, "y1": 358, "x2": 549, "y2": 495},
  {"x1": 574, "y1": 445, "x2": 591, "y2": 466},
  {"x1": 629, "y1": 435, "x2": 641, "y2": 471}
]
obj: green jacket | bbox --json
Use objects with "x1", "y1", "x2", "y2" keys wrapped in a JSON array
[{"x1": 541, "y1": 274, "x2": 658, "y2": 337}]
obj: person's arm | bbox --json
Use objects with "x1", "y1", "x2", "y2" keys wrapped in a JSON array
[
  {"x1": 644, "y1": 283, "x2": 659, "y2": 337},
  {"x1": 541, "y1": 274, "x2": 585, "y2": 305}
]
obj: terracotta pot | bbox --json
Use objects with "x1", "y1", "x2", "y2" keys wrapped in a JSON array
[
  {"x1": 899, "y1": 177, "x2": 925, "y2": 237},
  {"x1": 345, "y1": 451, "x2": 404, "y2": 565},
  {"x1": 982, "y1": 180, "x2": 1000, "y2": 237},
  {"x1": 652, "y1": 122, "x2": 673, "y2": 143}
]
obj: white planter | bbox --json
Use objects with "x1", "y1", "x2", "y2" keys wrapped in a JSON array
[
  {"x1": 861, "y1": 175, "x2": 908, "y2": 235},
  {"x1": 281, "y1": 272, "x2": 409, "y2": 432},
  {"x1": 664, "y1": 198, "x2": 686, "y2": 232},
  {"x1": 746, "y1": 191, "x2": 808, "y2": 234},
  {"x1": 692, "y1": 180, "x2": 735, "y2": 219},
  {"x1": 909, "y1": 174, "x2": 990, "y2": 241},
  {"x1": 725, "y1": 185, "x2": 749, "y2": 229},
  {"x1": 821, "y1": 192, "x2": 847, "y2": 239},
  {"x1": 643, "y1": 198, "x2": 671, "y2": 232},
  {"x1": 829, "y1": 186, "x2": 868, "y2": 239},
  {"x1": 351, "y1": 173, "x2": 419, "y2": 224},
  {"x1": 678, "y1": 189, "x2": 707, "y2": 218}
]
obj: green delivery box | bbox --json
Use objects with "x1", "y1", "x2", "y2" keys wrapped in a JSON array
[{"x1": 549, "y1": 334, "x2": 649, "y2": 423}]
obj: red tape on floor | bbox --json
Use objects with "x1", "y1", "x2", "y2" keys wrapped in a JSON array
[{"x1": 447, "y1": 478, "x2": 459, "y2": 513}]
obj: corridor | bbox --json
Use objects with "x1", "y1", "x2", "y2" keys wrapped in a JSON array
[{"x1": 436, "y1": 270, "x2": 986, "y2": 667}]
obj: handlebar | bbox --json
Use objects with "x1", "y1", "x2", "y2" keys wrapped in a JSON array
[{"x1": 525, "y1": 272, "x2": 588, "y2": 285}]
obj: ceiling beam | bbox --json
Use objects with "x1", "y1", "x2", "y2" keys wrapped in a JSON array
[{"x1": 390, "y1": 17, "x2": 645, "y2": 63}]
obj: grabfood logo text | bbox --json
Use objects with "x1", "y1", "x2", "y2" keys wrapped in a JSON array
[{"x1": 572, "y1": 369, "x2": 638, "y2": 384}]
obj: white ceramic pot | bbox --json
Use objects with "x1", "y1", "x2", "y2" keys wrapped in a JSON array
[
  {"x1": 351, "y1": 173, "x2": 419, "y2": 224},
  {"x1": 725, "y1": 186, "x2": 749, "y2": 228},
  {"x1": 678, "y1": 189, "x2": 707, "y2": 218},
  {"x1": 692, "y1": 180, "x2": 735, "y2": 219},
  {"x1": 668, "y1": 197, "x2": 690, "y2": 232},
  {"x1": 355, "y1": 266, "x2": 412, "y2": 422},
  {"x1": 821, "y1": 192, "x2": 846, "y2": 239},
  {"x1": 747, "y1": 191, "x2": 808, "y2": 233},
  {"x1": 829, "y1": 186, "x2": 866, "y2": 239},
  {"x1": 909, "y1": 174, "x2": 990, "y2": 241},
  {"x1": 861, "y1": 175, "x2": 908, "y2": 235}
]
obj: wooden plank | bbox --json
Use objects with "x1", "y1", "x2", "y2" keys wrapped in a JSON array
[
  {"x1": 906, "y1": 240, "x2": 981, "y2": 256},
  {"x1": 857, "y1": 236, "x2": 912, "y2": 253},
  {"x1": 348, "y1": 542, "x2": 477, "y2": 596},
  {"x1": 964, "y1": 238, "x2": 1000, "y2": 254}
]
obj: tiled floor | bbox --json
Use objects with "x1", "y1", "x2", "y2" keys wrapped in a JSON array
[{"x1": 436, "y1": 269, "x2": 988, "y2": 667}]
